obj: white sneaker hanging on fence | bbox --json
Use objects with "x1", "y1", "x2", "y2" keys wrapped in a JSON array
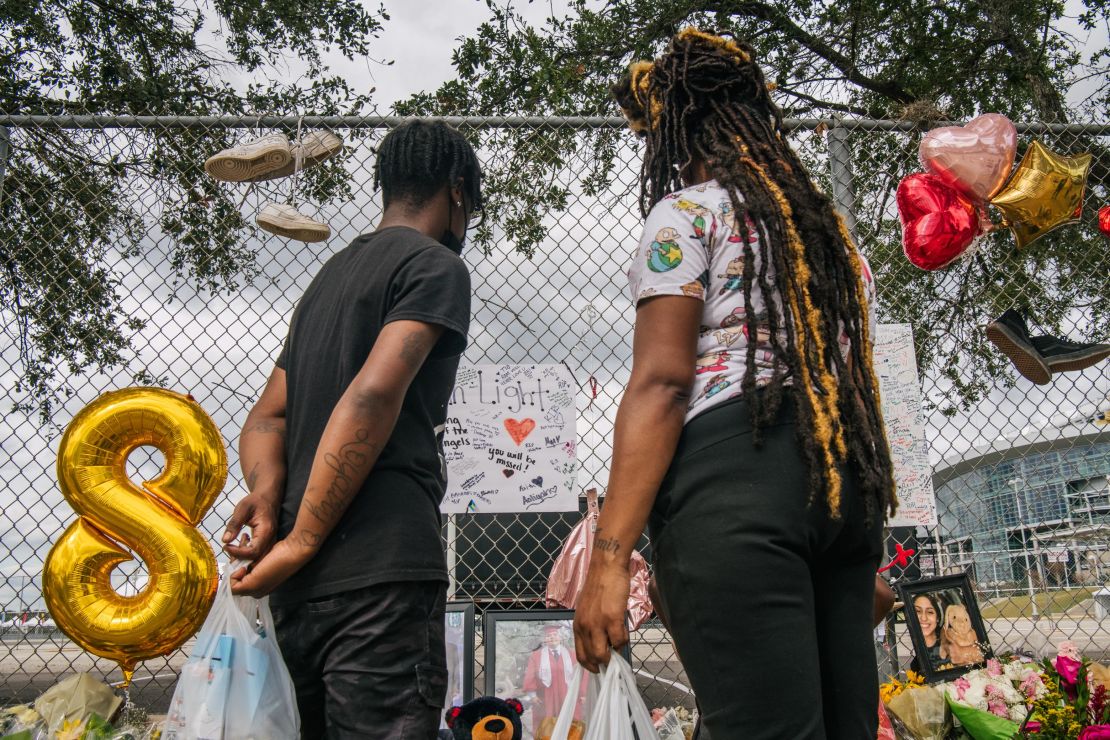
[
  {"x1": 256, "y1": 202, "x2": 331, "y2": 243},
  {"x1": 204, "y1": 134, "x2": 292, "y2": 182},
  {"x1": 248, "y1": 131, "x2": 344, "y2": 182}
]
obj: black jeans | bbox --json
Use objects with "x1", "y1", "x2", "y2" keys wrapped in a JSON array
[
  {"x1": 649, "y1": 396, "x2": 883, "y2": 740},
  {"x1": 271, "y1": 580, "x2": 448, "y2": 739}
]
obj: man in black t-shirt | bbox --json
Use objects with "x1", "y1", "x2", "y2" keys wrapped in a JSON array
[{"x1": 221, "y1": 121, "x2": 482, "y2": 738}]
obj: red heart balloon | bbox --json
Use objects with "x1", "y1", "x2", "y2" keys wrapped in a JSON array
[
  {"x1": 897, "y1": 173, "x2": 982, "y2": 270},
  {"x1": 1099, "y1": 205, "x2": 1110, "y2": 239}
]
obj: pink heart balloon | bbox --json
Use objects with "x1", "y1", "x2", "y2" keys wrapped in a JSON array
[{"x1": 919, "y1": 113, "x2": 1017, "y2": 202}]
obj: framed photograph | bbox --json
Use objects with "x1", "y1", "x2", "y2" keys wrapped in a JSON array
[
  {"x1": 443, "y1": 602, "x2": 476, "y2": 719},
  {"x1": 896, "y1": 572, "x2": 993, "y2": 683},
  {"x1": 483, "y1": 610, "x2": 631, "y2": 740}
]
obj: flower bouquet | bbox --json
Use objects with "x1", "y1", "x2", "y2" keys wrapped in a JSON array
[
  {"x1": 881, "y1": 671, "x2": 952, "y2": 740},
  {"x1": 1025, "y1": 642, "x2": 1110, "y2": 739},
  {"x1": 941, "y1": 656, "x2": 1047, "y2": 739}
]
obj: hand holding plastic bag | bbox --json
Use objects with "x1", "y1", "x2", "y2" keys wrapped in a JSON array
[
  {"x1": 550, "y1": 650, "x2": 657, "y2": 740},
  {"x1": 164, "y1": 563, "x2": 299, "y2": 740}
]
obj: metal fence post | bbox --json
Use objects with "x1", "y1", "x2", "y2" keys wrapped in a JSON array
[
  {"x1": 825, "y1": 117, "x2": 859, "y2": 244},
  {"x1": 0, "y1": 125, "x2": 9, "y2": 200}
]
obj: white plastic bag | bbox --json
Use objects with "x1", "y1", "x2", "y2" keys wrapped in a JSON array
[
  {"x1": 164, "y1": 564, "x2": 299, "y2": 740},
  {"x1": 550, "y1": 650, "x2": 657, "y2": 740}
]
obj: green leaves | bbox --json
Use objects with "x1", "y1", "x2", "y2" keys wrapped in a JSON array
[
  {"x1": 398, "y1": 0, "x2": 1108, "y2": 410},
  {"x1": 1, "y1": 0, "x2": 384, "y2": 417}
]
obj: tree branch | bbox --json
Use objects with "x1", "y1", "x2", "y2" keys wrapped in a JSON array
[
  {"x1": 706, "y1": 0, "x2": 917, "y2": 104},
  {"x1": 774, "y1": 85, "x2": 870, "y2": 116}
]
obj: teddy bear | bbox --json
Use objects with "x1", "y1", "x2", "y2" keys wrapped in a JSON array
[{"x1": 442, "y1": 696, "x2": 524, "y2": 740}]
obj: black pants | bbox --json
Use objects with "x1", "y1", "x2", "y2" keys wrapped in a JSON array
[
  {"x1": 271, "y1": 580, "x2": 448, "y2": 739},
  {"x1": 649, "y1": 397, "x2": 883, "y2": 740}
]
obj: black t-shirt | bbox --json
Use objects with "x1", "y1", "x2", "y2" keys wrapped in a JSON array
[{"x1": 270, "y1": 226, "x2": 470, "y2": 605}]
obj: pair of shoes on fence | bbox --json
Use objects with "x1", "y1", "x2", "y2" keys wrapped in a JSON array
[
  {"x1": 204, "y1": 131, "x2": 342, "y2": 182},
  {"x1": 204, "y1": 132, "x2": 340, "y2": 243},
  {"x1": 985, "y1": 309, "x2": 1110, "y2": 385}
]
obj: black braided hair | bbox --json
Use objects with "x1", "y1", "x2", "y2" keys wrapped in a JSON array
[
  {"x1": 373, "y1": 120, "x2": 483, "y2": 213},
  {"x1": 614, "y1": 29, "x2": 896, "y2": 522}
]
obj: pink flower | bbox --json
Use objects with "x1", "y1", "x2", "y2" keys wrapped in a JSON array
[
  {"x1": 1026, "y1": 720, "x2": 1041, "y2": 733},
  {"x1": 987, "y1": 658, "x2": 1003, "y2": 677},
  {"x1": 985, "y1": 685, "x2": 1008, "y2": 718},
  {"x1": 1078, "y1": 726, "x2": 1110, "y2": 739},
  {"x1": 1057, "y1": 641, "x2": 1081, "y2": 661},
  {"x1": 953, "y1": 676, "x2": 971, "y2": 700},
  {"x1": 1021, "y1": 673, "x2": 1043, "y2": 700},
  {"x1": 1056, "y1": 655, "x2": 1082, "y2": 687}
]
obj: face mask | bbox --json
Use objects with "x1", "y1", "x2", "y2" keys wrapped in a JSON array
[
  {"x1": 440, "y1": 228, "x2": 465, "y2": 255},
  {"x1": 440, "y1": 197, "x2": 467, "y2": 255}
]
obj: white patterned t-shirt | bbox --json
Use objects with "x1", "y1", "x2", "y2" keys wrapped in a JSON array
[{"x1": 626, "y1": 180, "x2": 876, "y2": 424}]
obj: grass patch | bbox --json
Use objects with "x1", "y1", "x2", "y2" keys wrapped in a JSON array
[{"x1": 980, "y1": 587, "x2": 1096, "y2": 619}]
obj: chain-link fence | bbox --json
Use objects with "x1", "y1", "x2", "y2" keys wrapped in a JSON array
[{"x1": 0, "y1": 114, "x2": 1108, "y2": 713}]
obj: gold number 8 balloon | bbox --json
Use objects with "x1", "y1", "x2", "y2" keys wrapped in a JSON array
[{"x1": 43, "y1": 388, "x2": 227, "y2": 684}]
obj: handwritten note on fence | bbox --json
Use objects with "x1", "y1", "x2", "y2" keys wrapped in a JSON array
[
  {"x1": 441, "y1": 364, "x2": 579, "y2": 514},
  {"x1": 875, "y1": 324, "x2": 938, "y2": 527}
]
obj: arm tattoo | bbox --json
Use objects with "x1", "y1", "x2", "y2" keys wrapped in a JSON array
[
  {"x1": 595, "y1": 533, "x2": 622, "y2": 554},
  {"x1": 297, "y1": 529, "x2": 322, "y2": 550},
  {"x1": 304, "y1": 428, "x2": 380, "y2": 527},
  {"x1": 399, "y1": 331, "x2": 430, "y2": 366},
  {"x1": 245, "y1": 419, "x2": 286, "y2": 437},
  {"x1": 245, "y1": 462, "x2": 260, "y2": 492}
]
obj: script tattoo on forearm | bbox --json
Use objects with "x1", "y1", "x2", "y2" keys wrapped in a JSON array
[
  {"x1": 304, "y1": 428, "x2": 379, "y2": 527},
  {"x1": 594, "y1": 530, "x2": 622, "y2": 554}
]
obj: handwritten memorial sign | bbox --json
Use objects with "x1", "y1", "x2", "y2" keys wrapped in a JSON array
[
  {"x1": 875, "y1": 323, "x2": 938, "y2": 527},
  {"x1": 441, "y1": 364, "x2": 579, "y2": 513}
]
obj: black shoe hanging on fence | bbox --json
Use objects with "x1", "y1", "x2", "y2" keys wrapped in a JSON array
[
  {"x1": 986, "y1": 309, "x2": 1110, "y2": 384},
  {"x1": 1029, "y1": 335, "x2": 1110, "y2": 373},
  {"x1": 985, "y1": 309, "x2": 1051, "y2": 385}
]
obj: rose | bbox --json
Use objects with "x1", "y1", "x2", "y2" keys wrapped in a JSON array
[
  {"x1": 953, "y1": 676, "x2": 972, "y2": 701},
  {"x1": 1078, "y1": 725, "x2": 1110, "y2": 739},
  {"x1": 987, "y1": 658, "x2": 1004, "y2": 677},
  {"x1": 1026, "y1": 720, "x2": 1041, "y2": 733},
  {"x1": 1056, "y1": 655, "x2": 1083, "y2": 699}
]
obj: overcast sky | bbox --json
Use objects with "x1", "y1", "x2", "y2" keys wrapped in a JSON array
[{"x1": 237, "y1": 0, "x2": 1105, "y2": 112}]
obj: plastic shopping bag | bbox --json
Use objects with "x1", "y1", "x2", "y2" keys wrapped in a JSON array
[
  {"x1": 550, "y1": 650, "x2": 657, "y2": 740},
  {"x1": 164, "y1": 564, "x2": 299, "y2": 740}
]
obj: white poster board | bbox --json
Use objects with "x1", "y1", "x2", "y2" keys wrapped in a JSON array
[
  {"x1": 875, "y1": 323, "x2": 938, "y2": 527},
  {"x1": 441, "y1": 364, "x2": 579, "y2": 513}
]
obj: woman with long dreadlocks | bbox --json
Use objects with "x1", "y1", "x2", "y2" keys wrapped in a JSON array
[{"x1": 572, "y1": 30, "x2": 896, "y2": 739}]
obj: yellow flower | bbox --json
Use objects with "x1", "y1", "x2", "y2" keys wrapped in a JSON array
[{"x1": 56, "y1": 718, "x2": 84, "y2": 740}]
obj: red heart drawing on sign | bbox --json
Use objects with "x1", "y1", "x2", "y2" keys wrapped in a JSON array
[{"x1": 504, "y1": 418, "x2": 536, "y2": 446}]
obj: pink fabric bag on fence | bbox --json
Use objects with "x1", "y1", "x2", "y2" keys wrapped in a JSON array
[{"x1": 545, "y1": 489, "x2": 653, "y2": 630}]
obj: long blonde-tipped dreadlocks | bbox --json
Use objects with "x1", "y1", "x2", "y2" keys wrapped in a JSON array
[{"x1": 613, "y1": 29, "x2": 896, "y2": 521}]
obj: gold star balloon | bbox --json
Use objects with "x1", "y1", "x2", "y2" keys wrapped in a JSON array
[{"x1": 990, "y1": 140, "x2": 1091, "y2": 249}]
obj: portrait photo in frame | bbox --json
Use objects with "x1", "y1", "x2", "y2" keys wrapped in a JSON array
[
  {"x1": 443, "y1": 602, "x2": 476, "y2": 725},
  {"x1": 896, "y1": 572, "x2": 993, "y2": 683},
  {"x1": 483, "y1": 610, "x2": 631, "y2": 740}
]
